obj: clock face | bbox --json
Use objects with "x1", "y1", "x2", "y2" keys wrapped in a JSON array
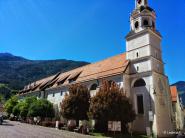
[{"x1": 137, "y1": 0, "x2": 142, "y2": 4}]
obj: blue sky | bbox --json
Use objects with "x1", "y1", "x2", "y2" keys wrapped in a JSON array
[{"x1": 0, "y1": 0, "x2": 184, "y2": 84}]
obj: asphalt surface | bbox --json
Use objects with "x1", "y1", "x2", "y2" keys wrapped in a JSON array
[{"x1": 0, "y1": 120, "x2": 96, "y2": 138}]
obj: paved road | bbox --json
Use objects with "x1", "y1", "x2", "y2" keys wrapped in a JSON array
[{"x1": 0, "y1": 120, "x2": 96, "y2": 138}]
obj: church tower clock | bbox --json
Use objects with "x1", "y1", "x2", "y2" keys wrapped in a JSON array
[{"x1": 125, "y1": 0, "x2": 174, "y2": 137}]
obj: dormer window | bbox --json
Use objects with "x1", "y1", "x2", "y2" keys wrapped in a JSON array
[
  {"x1": 68, "y1": 71, "x2": 82, "y2": 83},
  {"x1": 57, "y1": 75, "x2": 70, "y2": 86}
]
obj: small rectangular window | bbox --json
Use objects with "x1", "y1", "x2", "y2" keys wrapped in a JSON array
[
  {"x1": 53, "y1": 92, "x2": 55, "y2": 97},
  {"x1": 60, "y1": 91, "x2": 63, "y2": 96},
  {"x1": 137, "y1": 66, "x2": 139, "y2": 71},
  {"x1": 137, "y1": 95, "x2": 144, "y2": 114},
  {"x1": 136, "y1": 52, "x2": 139, "y2": 58}
]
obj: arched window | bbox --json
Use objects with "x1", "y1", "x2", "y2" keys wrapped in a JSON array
[
  {"x1": 135, "y1": 21, "x2": 139, "y2": 29},
  {"x1": 143, "y1": 19, "x2": 149, "y2": 26},
  {"x1": 90, "y1": 84, "x2": 98, "y2": 91},
  {"x1": 133, "y1": 79, "x2": 146, "y2": 87}
]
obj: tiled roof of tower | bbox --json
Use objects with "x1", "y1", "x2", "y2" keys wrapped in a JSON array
[
  {"x1": 170, "y1": 86, "x2": 178, "y2": 102},
  {"x1": 19, "y1": 53, "x2": 129, "y2": 94}
]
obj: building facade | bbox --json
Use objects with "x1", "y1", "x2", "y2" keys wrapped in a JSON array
[
  {"x1": 19, "y1": 0, "x2": 175, "y2": 137},
  {"x1": 170, "y1": 86, "x2": 185, "y2": 131}
]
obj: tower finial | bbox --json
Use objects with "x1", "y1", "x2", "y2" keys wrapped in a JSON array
[{"x1": 136, "y1": 0, "x2": 148, "y2": 9}]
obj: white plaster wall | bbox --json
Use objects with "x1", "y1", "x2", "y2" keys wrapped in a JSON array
[
  {"x1": 127, "y1": 45, "x2": 150, "y2": 60},
  {"x1": 46, "y1": 88, "x2": 68, "y2": 110},
  {"x1": 126, "y1": 34, "x2": 150, "y2": 52},
  {"x1": 45, "y1": 74, "x2": 124, "y2": 109},
  {"x1": 150, "y1": 46, "x2": 162, "y2": 61},
  {"x1": 130, "y1": 60, "x2": 152, "y2": 74},
  {"x1": 149, "y1": 33, "x2": 161, "y2": 50}
]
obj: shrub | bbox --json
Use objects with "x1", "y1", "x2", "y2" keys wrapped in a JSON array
[
  {"x1": 28, "y1": 99, "x2": 54, "y2": 119},
  {"x1": 4, "y1": 96, "x2": 18, "y2": 115}
]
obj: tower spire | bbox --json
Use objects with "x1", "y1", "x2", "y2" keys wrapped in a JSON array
[{"x1": 136, "y1": 0, "x2": 148, "y2": 9}]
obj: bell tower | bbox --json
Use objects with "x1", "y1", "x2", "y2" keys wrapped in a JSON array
[
  {"x1": 125, "y1": 0, "x2": 174, "y2": 137},
  {"x1": 126, "y1": 0, "x2": 162, "y2": 74}
]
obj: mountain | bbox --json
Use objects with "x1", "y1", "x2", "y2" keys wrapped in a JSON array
[
  {"x1": 172, "y1": 81, "x2": 185, "y2": 92},
  {"x1": 0, "y1": 53, "x2": 89, "y2": 90}
]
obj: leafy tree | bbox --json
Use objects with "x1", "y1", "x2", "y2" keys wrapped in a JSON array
[
  {"x1": 4, "y1": 96, "x2": 18, "y2": 115},
  {"x1": 61, "y1": 84, "x2": 90, "y2": 120},
  {"x1": 0, "y1": 84, "x2": 11, "y2": 100},
  {"x1": 89, "y1": 80, "x2": 136, "y2": 133},
  {"x1": 12, "y1": 97, "x2": 37, "y2": 118},
  {"x1": 12, "y1": 101, "x2": 24, "y2": 116},
  {"x1": 21, "y1": 97, "x2": 37, "y2": 118},
  {"x1": 28, "y1": 99, "x2": 54, "y2": 118}
]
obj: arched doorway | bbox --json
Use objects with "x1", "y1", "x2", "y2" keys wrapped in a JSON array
[{"x1": 133, "y1": 78, "x2": 146, "y2": 88}]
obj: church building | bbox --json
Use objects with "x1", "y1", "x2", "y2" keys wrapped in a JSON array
[{"x1": 19, "y1": 0, "x2": 174, "y2": 137}]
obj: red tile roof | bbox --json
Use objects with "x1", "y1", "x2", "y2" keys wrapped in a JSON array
[
  {"x1": 20, "y1": 53, "x2": 129, "y2": 94},
  {"x1": 170, "y1": 86, "x2": 178, "y2": 102}
]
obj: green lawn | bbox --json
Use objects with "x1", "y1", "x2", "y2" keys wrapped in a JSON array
[{"x1": 90, "y1": 133, "x2": 148, "y2": 138}]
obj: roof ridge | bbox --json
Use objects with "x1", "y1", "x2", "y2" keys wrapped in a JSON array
[
  {"x1": 24, "y1": 52, "x2": 126, "y2": 89},
  {"x1": 61, "y1": 52, "x2": 126, "y2": 72}
]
